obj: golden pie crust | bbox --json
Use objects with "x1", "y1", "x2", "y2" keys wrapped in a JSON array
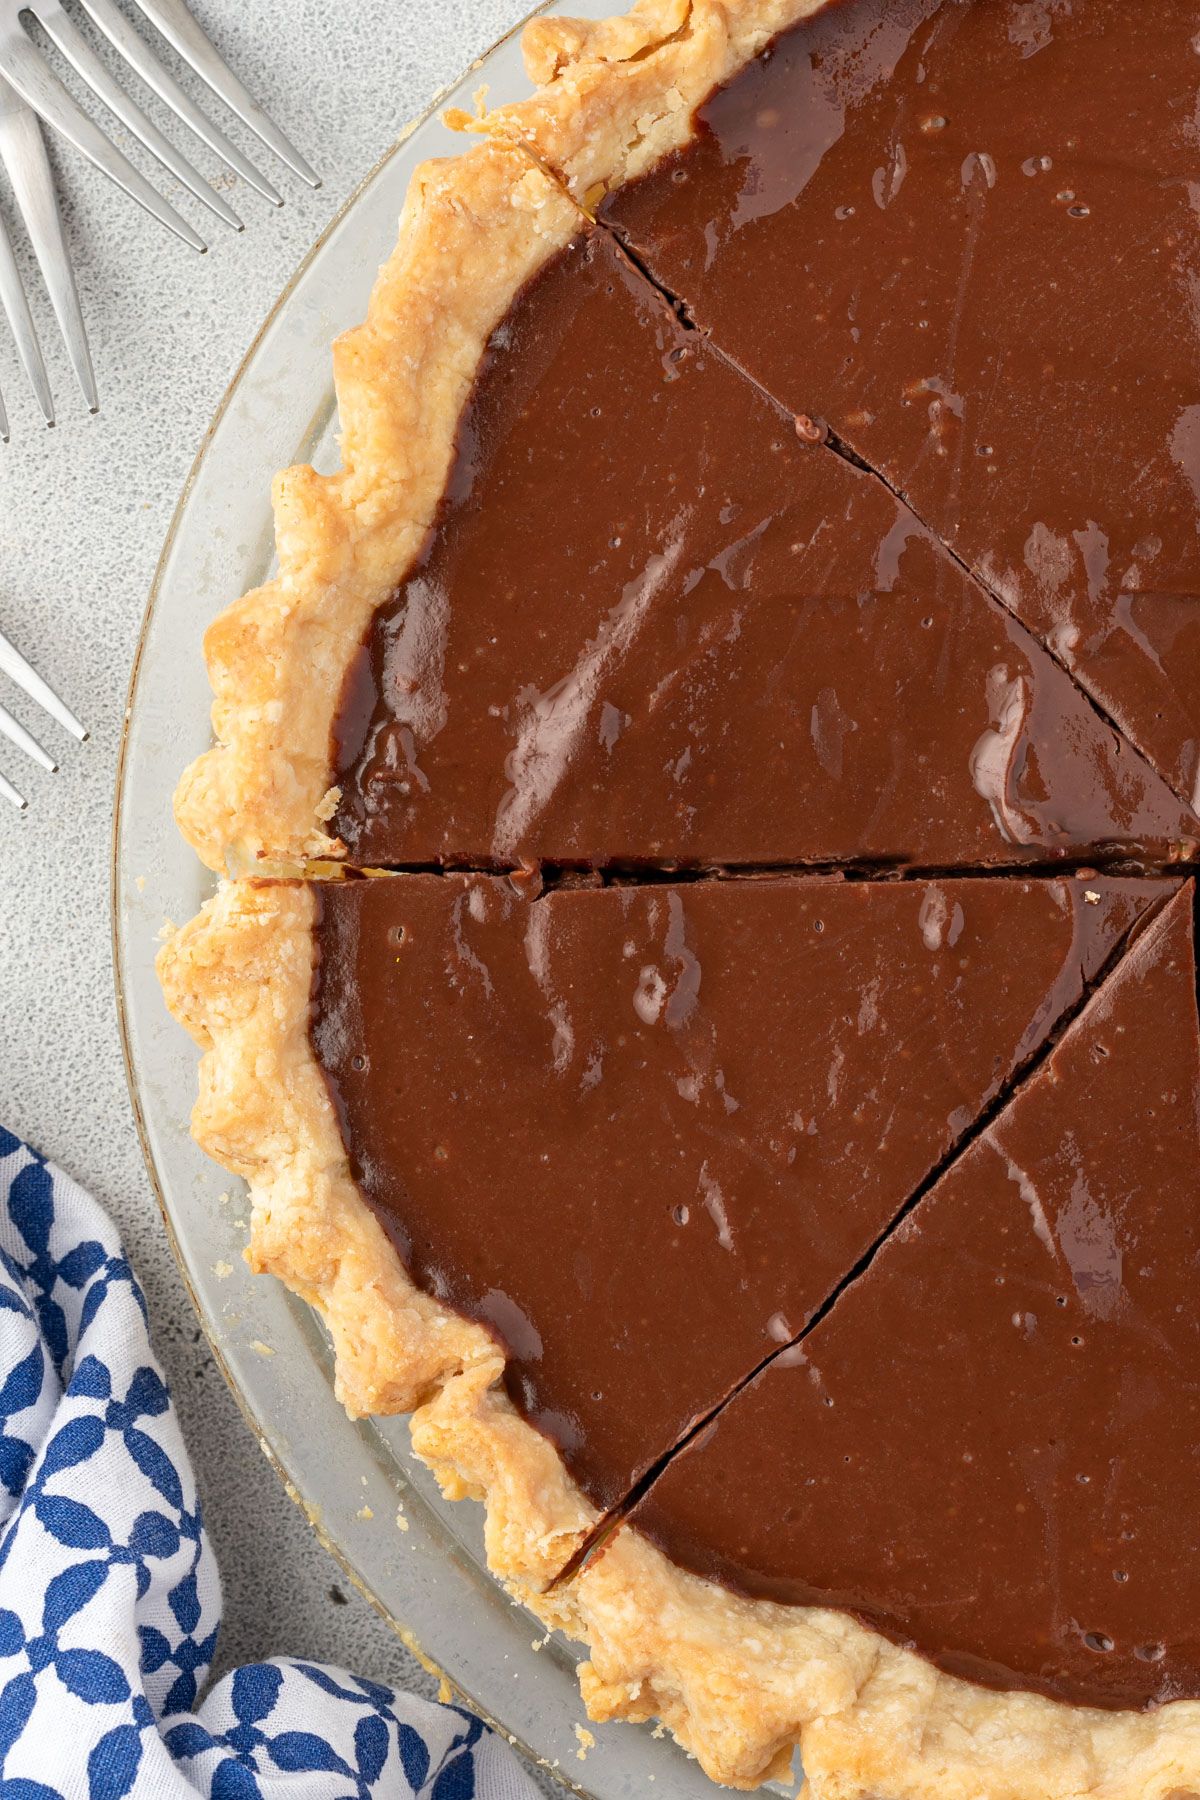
[
  {"x1": 162, "y1": 1, "x2": 1200, "y2": 1792},
  {"x1": 458, "y1": 0, "x2": 827, "y2": 205},
  {"x1": 159, "y1": 879, "x2": 1200, "y2": 1796},
  {"x1": 174, "y1": 141, "x2": 578, "y2": 874},
  {"x1": 175, "y1": 0, "x2": 825, "y2": 877}
]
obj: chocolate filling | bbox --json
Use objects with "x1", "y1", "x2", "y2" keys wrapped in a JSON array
[
  {"x1": 308, "y1": 0, "x2": 1200, "y2": 1720},
  {"x1": 624, "y1": 886, "x2": 1200, "y2": 1710},
  {"x1": 602, "y1": 0, "x2": 1200, "y2": 811},
  {"x1": 312, "y1": 872, "x2": 1163, "y2": 1508},
  {"x1": 330, "y1": 228, "x2": 1196, "y2": 871}
]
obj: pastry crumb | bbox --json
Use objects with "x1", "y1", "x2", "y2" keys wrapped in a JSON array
[
  {"x1": 249, "y1": 1339, "x2": 275, "y2": 1357},
  {"x1": 213, "y1": 1259, "x2": 233, "y2": 1279},
  {"x1": 395, "y1": 1506, "x2": 409, "y2": 1532},
  {"x1": 356, "y1": 1504, "x2": 374, "y2": 1522},
  {"x1": 444, "y1": 84, "x2": 491, "y2": 135},
  {"x1": 1084, "y1": 889, "x2": 1101, "y2": 904},
  {"x1": 574, "y1": 1725, "x2": 595, "y2": 1760}
]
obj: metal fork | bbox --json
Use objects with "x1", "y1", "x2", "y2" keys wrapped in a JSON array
[
  {"x1": 3, "y1": 0, "x2": 319, "y2": 242},
  {"x1": 0, "y1": 0, "x2": 319, "y2": 253},
  {"x1": 0, "y1": 77, "x2": 95, "y2": 432},
  {"x1": 0, "y1": 623, "x2": 86, "y2": 809},
  {"x1": 0, "y1": 3, "x2": 317, "y2": 408}
]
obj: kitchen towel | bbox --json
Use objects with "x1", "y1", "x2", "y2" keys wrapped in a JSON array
[{"x1": 0, "y1": 1128, "x2": 541, "y2": 1800}]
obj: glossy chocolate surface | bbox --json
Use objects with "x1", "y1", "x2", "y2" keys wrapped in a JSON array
[
  {"x1": 313, "y1": 0, "x2": 1200, "y2": 1718},
  {"x1": 628, "y1": 886, "x2": 1199, "y2": 1709},
  {"x1": 331, "y1": 229, "x2": 1195, "y2": 869},
  {"x1": 604, "y1": 0, "x2": 1200, "y2": 809},
  {"x1": 312, "y1": 872, "x2": 1159, "y2": 1512}
]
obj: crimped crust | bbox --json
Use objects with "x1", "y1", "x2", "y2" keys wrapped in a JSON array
[
  {"x1": 174, "y1": 144, "x2": 579, "y2": 873},
  {"x1": 557, "y1": 1523, "x2": 1200, "y2": 1795},
  {"x1": 157, "y1": 879, "x2": 598, "y2": 1596},
  {"x1": 799, "y1": 1657, "x2": 1200, "y2": 1800},
  {"x1": 158, "y1": 879, "x2": 1200, "y2": 1795},
  {"x1": 457, "y1": 0, "x2": 828, "y2": 206},
  {"x1": 175, "y1": 0, "x2": 823, "y2": 875},
  {"x1": 157, "y1": 880, "x2": 486, "y2": 1413}
]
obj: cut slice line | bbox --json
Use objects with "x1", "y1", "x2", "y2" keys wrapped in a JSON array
[{"x1": 548, "y1": 875, "x2": 1184, "y2": 1590}]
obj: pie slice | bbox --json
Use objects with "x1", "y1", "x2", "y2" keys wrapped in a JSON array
[
  {"x1": 568, "y1": 884, "x2": 1200, "y2": 1792},
  {"x1": 317, "y1": 869, "x2": 1170, "y2": 1507},
  {"x1": 177, "y1": 160, "x2": 1197, "y2": 874},
  {"x1": 160, "y1": 871, "x2": 1163, "y2": 1543},
  {"x1": 507, "y1": 0, "x2": 1200, "y2": 811}
]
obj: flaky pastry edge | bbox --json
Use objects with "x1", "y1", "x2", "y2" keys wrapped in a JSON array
[
  {"x1": 174, "y1": 0, "x2": 838, "y2": 877},
  {"x1": 173, "y1": 142, "x2": 580, "y2": 874},
  {"x1": 157, "y1": 879, "x2": 1200, "y2": 1798},
  {"x1": 455, "y1": 0, "x2": 830, "y2": 207},
  {"x1": 156, "y1": 879, "x2": 598, "y2": 1578}
]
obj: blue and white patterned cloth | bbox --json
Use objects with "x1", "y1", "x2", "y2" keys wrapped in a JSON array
[{"x1": 0, "y1": 1129, "x2": 540, "y2": 1800}]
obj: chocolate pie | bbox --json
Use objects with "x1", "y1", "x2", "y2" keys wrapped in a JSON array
[{"x1": 159, "y1": 1, "x2": 1200, "y2": 1793}]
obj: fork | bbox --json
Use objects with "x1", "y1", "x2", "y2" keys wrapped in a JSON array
[
  {"x1": 0, "y1": 0, "x2": 319, "y2": 251},
  {"x1": 0, "y1": 623, "x2": 86, "y2": 809},
  {"x1": 0, "y1": 76, "x2": 96, "y2": 433},
  {"x1": 0, "y1": 1, "x2": 317, "y2": 431}
]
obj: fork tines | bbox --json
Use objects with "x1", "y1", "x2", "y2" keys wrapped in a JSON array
[
  {"x1": 0, "y1": 76, "x2": 95, "y2": 433},
  {"x1": 0, "y1": 624, "x2": 86, "y2": 809},
  {"x1": 0, "y1": 0, "x2": 318, "y2": 251},
  {"x1": 0, "y1": 0, "x2": 318, "y2": 431}
]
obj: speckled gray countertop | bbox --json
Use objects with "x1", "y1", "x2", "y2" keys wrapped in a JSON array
[{"x1": 0, "y1": 0, "x2": 552, "y2": 1745}]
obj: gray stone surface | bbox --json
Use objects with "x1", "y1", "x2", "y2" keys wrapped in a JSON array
[{"x1": 0, "y1": 0, "x2": 556, "y2": 1760}]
